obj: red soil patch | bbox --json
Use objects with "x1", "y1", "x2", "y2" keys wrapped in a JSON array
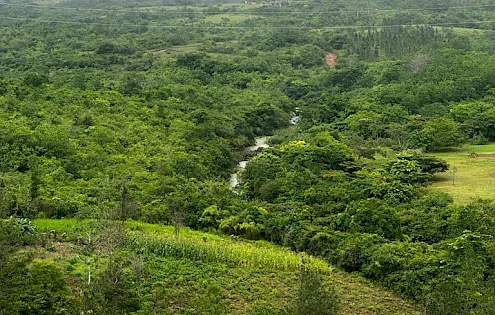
[
  {"x1": 476, "y1": 153, "x2": 495, "y2": 160},
  {"x1": 325, "y1": 51, "x2": 337, "y2": 68}
]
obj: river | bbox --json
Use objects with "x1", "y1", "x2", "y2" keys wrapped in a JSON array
[
  {"x1": 229, "y1": 113, "x2": 300, "y2": 189},
  {"x1": 229, "y1": 136, "x2": 271, "y2": 188}
]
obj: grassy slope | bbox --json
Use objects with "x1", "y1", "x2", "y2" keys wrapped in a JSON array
[
  {"x1": 33, "y1": 219, "x2": 419, "y2": 315},
  {"x1": 430, "y1": 143, "x2": 495, "y2": 204}
]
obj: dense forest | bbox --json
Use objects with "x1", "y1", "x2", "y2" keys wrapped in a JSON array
[{"x1": 2, "y1": 0, "x2": 495, "y2": 314}]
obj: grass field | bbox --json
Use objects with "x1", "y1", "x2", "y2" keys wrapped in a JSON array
[
  {"x1": 152, "y1": 43, "x2": 203, "y2": 56},
  {"x1": 430, "y1": 143, "x2": 495, "y2": 204},
  {"x1": 33, "y1": 219, "x2": 420, "y2": 314},
  {"x1": 152, "y1": 41, "x2": 239, "y2": 58},
  {"x1": 434, "y1": 26, "x2": 487, "y2": 35}
]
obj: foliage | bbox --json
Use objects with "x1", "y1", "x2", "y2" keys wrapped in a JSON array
[
  {"x1": 0, "y1": 218, "x2": 77, "y2": 314},
  {"x1": 293, "y1": 264, "x2": 339, "y2": 315},
  {"x1": 1, "y1": 0, "x2": 495, "y2": 313},
  {"x1": 0, "y1": 217, "x2": 37, "y2": 260},
  {"x1": 385, "y1": 152, "x2": 449, "y2": 185},
  {"x1": 83, "y1": 251, "x2": 141, "y2": 314},
  {"x1": 421, "y1": 118, "x2": 464, "y2": 151},
  {"x1": 28, "y1": 219, "x2": 420, "y2": 314}
]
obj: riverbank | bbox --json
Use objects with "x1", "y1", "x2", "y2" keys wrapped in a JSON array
[
  {"x1": 229, "y1": 113, "x2": 300, "y2": 189},
  {"x1": 229, "y1": 136, "x2": 271, "y2": 188}
]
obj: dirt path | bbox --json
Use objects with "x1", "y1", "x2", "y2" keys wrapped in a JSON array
[{"x1": 325, "y1": 51, "x2": 337, "y2": 68}]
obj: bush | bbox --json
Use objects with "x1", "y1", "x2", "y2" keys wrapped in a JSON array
[
  {"x1": 0, "y1": 258, "x2": 79, "y2": 315},
  {"x1": 0, "y1": 217, "x2": 37, "y2": 260},
  {"x1": 293, "y1": 264, "x2": 339, "y2": 315},
  {"x1": 332, "y1": 233, "x2": 387, "y2": 272}
]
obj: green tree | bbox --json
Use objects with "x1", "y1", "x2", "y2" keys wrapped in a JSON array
[
  {"x1": 450, "y1": 101, "x2": 495, "y2": 142},
  {"x1": 385, "y1": 153, "x2": 448, "y2": 185},
  {"x1": 85, "y1": 252, "x2": 141, "y2": 315},
  {"x1": 421, "y1": 118, "x2": 464, "y2": 151}
]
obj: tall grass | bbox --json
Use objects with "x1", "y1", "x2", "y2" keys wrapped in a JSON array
[
  {"x1": 126, "y1": 232, "x2": 332, "y2": 273},
  {"x1": 34, "y1": 219, "x2": 332, "y2": 273}
]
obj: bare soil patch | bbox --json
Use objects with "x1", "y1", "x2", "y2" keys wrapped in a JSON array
[
  {"x1": 325, "y1": 51, "x2": 337, "y2": 68},
  {"x1": 476, "y1": 153, "x2": 495, "y2": 160}
]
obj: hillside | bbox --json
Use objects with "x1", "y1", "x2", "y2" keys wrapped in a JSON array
[
  {"x1": 0, "y1": 218, "x2": 420, "y2": 314},
  {"x1": 2, "y1": 0, "x2": 495, "y2": 313}
]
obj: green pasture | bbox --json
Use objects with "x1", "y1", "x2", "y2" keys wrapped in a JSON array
[
  {"x1": 152, "y1": 41, "x2": 239, "y2": 58},
  {"x1": 434, "y1": 26, "x2": 487, "y2": 35},
  {"x1": 430, "y1": 143, "x2": 495, "y2": 204}
]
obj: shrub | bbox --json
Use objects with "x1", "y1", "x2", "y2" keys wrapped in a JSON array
[{"x1": 293, "y1": 264, "x2": 339, "y2": 315}]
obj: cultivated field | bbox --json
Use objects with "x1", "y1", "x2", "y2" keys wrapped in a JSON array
[{"x1": 33, "y1": 219, "x2": 420, "y2": 315}]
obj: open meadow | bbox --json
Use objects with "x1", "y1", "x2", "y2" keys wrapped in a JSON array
[{"x1": 430, "y1": 143, "x2": 495, "y2": 204}]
